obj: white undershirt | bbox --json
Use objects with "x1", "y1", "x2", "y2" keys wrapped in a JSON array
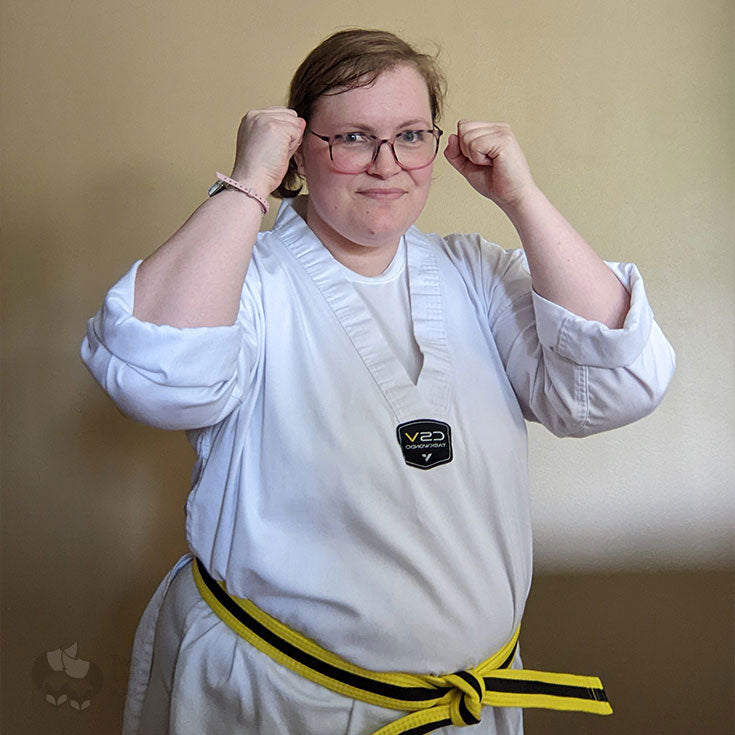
[{"x1": 337, "y1": 237, "x2": 424, "y2": 384}]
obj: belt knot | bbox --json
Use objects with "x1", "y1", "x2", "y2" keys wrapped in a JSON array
[{"x1": 444, "y1": 668, "x2": 486, "y2": 726}]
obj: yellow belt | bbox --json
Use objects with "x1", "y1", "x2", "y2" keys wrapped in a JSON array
[{"x1": 192, "y1": 558, "x2": 612, "y2": 733}]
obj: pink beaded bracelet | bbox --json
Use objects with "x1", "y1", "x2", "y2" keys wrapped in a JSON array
[{"x1": 214, "y1": 172, "x2": 269, "y2": 215}]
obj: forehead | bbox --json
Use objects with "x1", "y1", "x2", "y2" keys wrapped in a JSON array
[{"x1": 311, "y1": 64, "x2": 432, "y2": 129}]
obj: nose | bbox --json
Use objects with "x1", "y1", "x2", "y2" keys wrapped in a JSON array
[{"x1": 367, "y1": 141, "x2": 402, "y2": 177}]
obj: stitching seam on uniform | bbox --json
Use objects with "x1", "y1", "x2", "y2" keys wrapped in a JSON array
[
  {"x1": 575, "y1": 365, "x2": 590, "y2": 433},
  {"x1": 559, "y1": 318, "x2": 589, "y2": 434}
]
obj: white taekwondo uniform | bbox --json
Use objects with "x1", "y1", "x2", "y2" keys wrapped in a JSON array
[{"x1": 81, "y1": 197, "x2": 675, "y2": 734}]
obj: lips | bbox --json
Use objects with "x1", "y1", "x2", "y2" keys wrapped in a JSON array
[{"x1": 356, "y1": 188, "x2": 406, "y2": 200}]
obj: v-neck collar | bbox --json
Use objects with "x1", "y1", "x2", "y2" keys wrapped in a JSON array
[{"x1": 272, "y1": 198, "x2": 453, "y2": 423}]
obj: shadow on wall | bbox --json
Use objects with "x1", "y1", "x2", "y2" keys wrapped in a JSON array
[{"x1": 522, "y1": 567, "x2": 734, "y2": 734}]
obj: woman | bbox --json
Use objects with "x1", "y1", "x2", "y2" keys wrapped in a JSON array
[{"x1": 82, "y1": 28, "x2": 675, "y2": 735}]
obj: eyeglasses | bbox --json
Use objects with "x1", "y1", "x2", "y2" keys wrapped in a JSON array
[{"x1": 307, "y1": 126, "x2": 443, "y2": 173}]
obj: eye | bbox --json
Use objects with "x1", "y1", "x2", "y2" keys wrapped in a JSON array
[
  {"x1": 337, "y1": 132, "x2": 370, "y2": 145},
  {"x1": 397, "y1": 130, "x2": 426, "y2": 145}
]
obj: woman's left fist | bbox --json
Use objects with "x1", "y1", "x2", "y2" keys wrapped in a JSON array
[{"x1": 443, "y1": 121, "x2": 537, "y2": 210}]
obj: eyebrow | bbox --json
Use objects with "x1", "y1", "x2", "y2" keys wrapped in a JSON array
[{"x1": 336, "y1": 119, "x2": 433, "y2": 132}]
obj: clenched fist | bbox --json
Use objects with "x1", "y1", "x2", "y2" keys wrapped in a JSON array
[
  {"x1": 230, "y1": 107, "x2": 306, "y2": 198},
  {"x1": 444, "y1": 121, "x2": 537, "y2": 210}
]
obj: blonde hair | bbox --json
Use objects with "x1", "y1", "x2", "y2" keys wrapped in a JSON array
[{"x1": 275, "y1": 28, "x2": 446, "y2": 198}]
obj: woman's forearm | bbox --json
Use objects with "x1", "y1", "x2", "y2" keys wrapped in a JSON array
[
  {"x1": 133, "y1": 189, "x2": 264, "y2": 328},
  {"x1": 133, "y1": 108, "x2": 306, "y2": 328},
  {"x1": 444, "y1": 122, "x2": 630, "y2": 329},
  {"x1": 504, "y1": 186, "x2": 630, "y2": 329}
]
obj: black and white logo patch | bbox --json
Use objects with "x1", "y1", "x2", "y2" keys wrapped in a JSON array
[{"x1": 396, "y1": 419, "x2": 453, "y2": 470}]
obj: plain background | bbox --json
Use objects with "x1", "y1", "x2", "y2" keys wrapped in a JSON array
[{"x1": 2, "y1": 1, "x2": 733, "y2": 733}]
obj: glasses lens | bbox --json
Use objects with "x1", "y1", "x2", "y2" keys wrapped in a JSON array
[
  {"x1": 331, "y1": 130, "x2": 439, "y2": 173},
  {"x1": 331, "y1": 134, "x2": 377, "y2": 173},
  {"x1": 393, "y1": 129, "x2": 439, "y2": 169}
]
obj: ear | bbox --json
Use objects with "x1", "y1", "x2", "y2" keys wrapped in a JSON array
[{"x1": 293, "y1": 146, "x2": 305, "y2": 176}]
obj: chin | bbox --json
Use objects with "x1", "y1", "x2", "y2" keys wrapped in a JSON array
[
  {"x1": 352, "y1": 209, "x2": 417, "y2": 242},
  {"x1": 350, "y1": 223, "x2": 410, "y2": 249}
]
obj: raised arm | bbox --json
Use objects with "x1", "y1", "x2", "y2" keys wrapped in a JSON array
[
  {"x1": 444, "y1": 121, "x2": 629, "y2": 329},
  {"x1": 133, "y1": 108, "x2": 305, "y2": 327}
]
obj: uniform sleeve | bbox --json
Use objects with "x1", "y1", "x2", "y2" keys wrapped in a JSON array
[
  {"x1": 446, "y1": 234, "x2": 676, "y2": 437},
  {"x1": 80, "y1": 260, "x2": 262, "y2": 430}
]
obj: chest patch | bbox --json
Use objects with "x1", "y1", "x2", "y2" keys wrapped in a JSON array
[{"x1": 396, "y1": 419, "x2": 453, "y2": 470}]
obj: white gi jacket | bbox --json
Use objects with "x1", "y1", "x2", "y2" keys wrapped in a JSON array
[{"x1": 81, "y1": 197, "x2": 675, "y2": 733}]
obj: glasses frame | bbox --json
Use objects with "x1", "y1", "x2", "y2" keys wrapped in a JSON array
[{"x1": 307, "y1": 126, "x2": 444, "y2": 173}]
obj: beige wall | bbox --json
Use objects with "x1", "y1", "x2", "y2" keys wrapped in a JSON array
[{"x1": 2, "y1": 1, "x2": 732, "y2": 732}]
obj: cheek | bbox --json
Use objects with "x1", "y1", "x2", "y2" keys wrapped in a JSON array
[
  {"x1": 411, "y1": 164, "x2": 435, "y2": 191},
  {"x1": 307, "y1": 172, "x2": 363, "y2": 227},
  {"x1": 303, "y1": 156, "x2": 345, "y2": 198},
  {"x1": 405, "y1": 170, "x2": 433, "y2": 217}
]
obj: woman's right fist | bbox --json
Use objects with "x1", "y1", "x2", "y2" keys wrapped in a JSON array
[{"x1": 230, "y1": 108, "x2": 306, "y2": 197}]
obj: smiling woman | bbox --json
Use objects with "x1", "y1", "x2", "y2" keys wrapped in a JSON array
[
  {"x1": 296, "y1": 65, "x2": 437, "y2": 274},
  {"x1": 277, "y1": 28, "x2": 446, "y2": 194},
  {"x1": 81, "y1": 27, "x2": 675, "y2": 735}
]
